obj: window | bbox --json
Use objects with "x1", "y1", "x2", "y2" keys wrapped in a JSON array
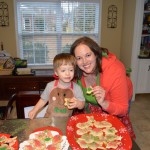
[{"x1": 15, "y1": 0, "x2": 101, "y2": 67}]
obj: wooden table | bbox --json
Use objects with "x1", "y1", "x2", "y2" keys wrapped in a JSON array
[{"x1": 0, "y1": 117, "x2": 141, "y2": 150}]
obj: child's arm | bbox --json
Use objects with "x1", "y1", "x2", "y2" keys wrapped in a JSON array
[
  {"x1": 76, "y1": 100, "x2": 85, "y2": 109},
  {"x1": 28, "y1": 98, "x2": 47, "y2": 119}
]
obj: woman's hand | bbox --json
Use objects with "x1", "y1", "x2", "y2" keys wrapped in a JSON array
[{"x1": 92, "y1": 86, "x2": 108, "y2": 108}]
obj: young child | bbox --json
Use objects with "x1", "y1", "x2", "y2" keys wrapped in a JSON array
[{"x1": 28, "y1": 53, "x2": 85, "y2": 119}]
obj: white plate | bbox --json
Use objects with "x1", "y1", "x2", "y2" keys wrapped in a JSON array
[{"x1": 19, "y1": 131, "x2": 69, "y2": 150}]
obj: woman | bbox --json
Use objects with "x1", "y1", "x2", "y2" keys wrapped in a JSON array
[{"x1": 70, "y1": 36, "x2": 135, "y2": 139}]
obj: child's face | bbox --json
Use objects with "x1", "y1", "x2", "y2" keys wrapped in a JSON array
[{"x1": 55, "y1": 63, "x2": 74, "y2": 83}]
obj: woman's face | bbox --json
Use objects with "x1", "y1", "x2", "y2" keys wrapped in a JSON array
[{"x1": 74, "y1": 44, "x2": 97, "y2": 74}]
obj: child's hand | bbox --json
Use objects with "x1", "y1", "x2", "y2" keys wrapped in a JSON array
[
  {"x1": 28, "y1": 110, "x2": 36, "y2": 119},
  {"x1": 65, "y1": 97, "x2": 77, "y2": 109},
  {"x1": 64, "y1": 97, "x2": 85, "y2": 110}
]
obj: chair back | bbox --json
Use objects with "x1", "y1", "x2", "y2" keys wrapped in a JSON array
[
  {"x1": 2, "y1": 93, "x2": 17, "y2": 119},
  {"x1": 3, "y1": 91, "x2": 40, "y2": 119}
]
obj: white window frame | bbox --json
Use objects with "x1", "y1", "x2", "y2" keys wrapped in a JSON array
[{"x1": 14, "y1": 0, "x2": 102, "y2": 69}]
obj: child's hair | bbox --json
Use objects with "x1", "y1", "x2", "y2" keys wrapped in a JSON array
[{"x1": 53, "y1": 53, "x2": 76, "y2": 70}]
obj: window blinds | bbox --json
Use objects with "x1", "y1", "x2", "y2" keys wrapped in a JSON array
[{"x1": 15, "y1": 0, "x2": 100, "y2": 66}]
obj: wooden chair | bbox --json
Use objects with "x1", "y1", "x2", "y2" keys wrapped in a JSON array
[
  {"x1": 0, "y1": 106, "x2": 8, "y2": 119},
  {"x1": 2, "y1": 91, "x2": 40, "y2": 119}
]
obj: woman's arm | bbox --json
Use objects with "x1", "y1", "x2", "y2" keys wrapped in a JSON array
[
  {"x1": 97, "y1": 59, "x2": 129, "y2": 116},
  {"x1": 103, "y1": 72, "x2": 129, "y2": 116}
]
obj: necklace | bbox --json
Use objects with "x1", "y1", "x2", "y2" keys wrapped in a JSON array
[{"x1": 81, "y1": 73, "x2": 100, "y2": 87}]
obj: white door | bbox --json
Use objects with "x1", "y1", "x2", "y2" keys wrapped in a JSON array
[{"x1": 136, "y1": 59, "x2": 150, "y2": 93}]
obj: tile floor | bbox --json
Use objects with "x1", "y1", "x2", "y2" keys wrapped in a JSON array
[
  {"x1": 129, "y1": 94, "x2": 150, "y2": 150},
  {"x1": 0, "y1": 93, "x2": 150, "y2": 150}
]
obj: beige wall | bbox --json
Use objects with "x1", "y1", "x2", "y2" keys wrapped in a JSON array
[
  {"x1": 120, "y1": 0, "x2": 136, "y2": 68},
  {"x1": 101, "y1": 0, "x2": 123, "y2": 58},
  {"x1": 0, "y1": 0, "x2": 17, "y2": 57},
  {"x1": 0, "y1": 0, "x2": 135, "y2": 64}
]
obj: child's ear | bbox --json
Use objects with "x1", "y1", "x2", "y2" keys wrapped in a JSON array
[
  {"x1": 54, "y1": 70, "x2": 58, "y2": 76},
  {"x1": 53, "y1": 70, "x2": 59, "y2": 79}
]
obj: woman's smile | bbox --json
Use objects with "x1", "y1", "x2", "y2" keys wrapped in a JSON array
[{"x1": 83, "y1": 62, "x2": 92, "y2": 70}]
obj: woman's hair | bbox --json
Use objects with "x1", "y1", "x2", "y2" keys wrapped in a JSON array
[
  {"x1": 53, "y1": 53, "x2": 76, "y2": 70},
  {"x1": 70, "y1": 36, "x2": 108, "y2": 79}
]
